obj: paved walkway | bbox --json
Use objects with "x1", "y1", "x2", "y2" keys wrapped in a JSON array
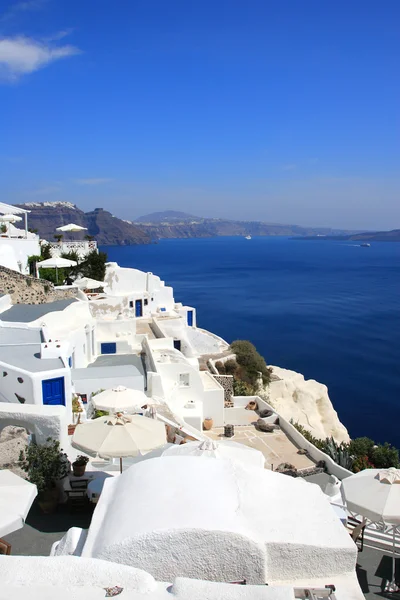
[
  {"x1": 4, "y1": 500, "x2": 92, "y2": 556},
  {"x1": 206, "y1": 424, "x2": 315, "y2": 470}
]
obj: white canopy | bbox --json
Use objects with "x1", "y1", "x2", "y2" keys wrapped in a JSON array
[
  {"x1": 164, "y1": 439, "x2": 265, "y2": 468},
  {"x1": 0, "y1": 470, "x2": 37, "y2": 537},
  {"x1": 72, "y1": 414, "x2": 167, "y2": 472},
  {"x1": 74, "y1": 277, "x2": 104, "y2": 290},
  {"x1": 342, "y1": 466, "x2": 400, "y2": 592},
  {"x1": 342, "y1": 467, "x2": 400, "y2": 525},
  {"x1": 37, "y1": 257, "x2": 77, "y2": 269},
  {"x1": 92, "y1": 386, "x2": 147, "y2": 413},
  {"x1": 56, "y1": 223, "x2": 87, "y2": 232}
]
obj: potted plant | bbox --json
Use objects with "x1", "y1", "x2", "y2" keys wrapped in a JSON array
[
  {"x1": 72, "y1": 395, "x2": 83, "y2": 425},
  {"x1": 19, "y1": 438, "x2": 70, "y2": 514},
  {"x1": 72, "y1": 454, "x2": 89, "y2": 477}
]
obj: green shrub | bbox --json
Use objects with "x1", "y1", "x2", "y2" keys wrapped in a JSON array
[
  {"x1": 232, "y1": 377, "x2": 253, "y2": 396},
  {"x1": 19, "y1": 438, "x2": 70, "y2": 493},
  {"x1": 224, "y1": 359, "x2": 238, "y2": 375},
  {"x1": 78, "y1": 250, "x2": 107, "y2": 281},
  {"x1": 215, "y1": 361, "x2": 225, "y2": 374},
  {"x1": 230, "y1": 340, "x2": 272, "y2": 387},
  {"x1": 348, "y1": 437, "x2": 375, "y2": 458},
  {"x1": 371, "y1": 443, "x2": 400, "y2": 469},
  {"x1": 94, "y1": 409, "x2": 109, "y2": 419}
]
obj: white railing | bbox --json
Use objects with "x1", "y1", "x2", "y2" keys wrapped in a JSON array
[{"x1": 50, "y1": 240, "x2": 97, "y2": 258}]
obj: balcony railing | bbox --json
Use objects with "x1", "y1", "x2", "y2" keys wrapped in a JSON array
[{"x1": 50, "y1": 240, "x2": 98, "y2": 258}]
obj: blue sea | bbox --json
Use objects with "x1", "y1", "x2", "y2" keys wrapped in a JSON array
[{"x1": 101, "y1": 237, "x2": 400, "y2": 447}]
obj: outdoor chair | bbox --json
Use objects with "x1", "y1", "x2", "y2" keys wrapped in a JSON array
[
  {"x1": 346, "y1": 516, "x2": 367, "y2": 552},
  {"x1": 0, "y1": 538, "x2": 11, "y2": 555},
  {"x1": 66, "y1": 479, "x2": 90, "y2": 512}
]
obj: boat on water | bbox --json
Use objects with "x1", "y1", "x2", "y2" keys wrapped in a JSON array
[
  {"x1": 245, "y1": 235, "x2": 252, "y2": 240},
  {"x1": 360, "y1": 243, "x2": 371, "y2": 247}
]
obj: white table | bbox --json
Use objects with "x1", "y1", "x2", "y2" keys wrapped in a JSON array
[
  {"x1": 86, "y1": 473, "x2": 113, "y2": 503},
  {"x1": 331, "y1": 503, "x2": 348, "y2": 525}
]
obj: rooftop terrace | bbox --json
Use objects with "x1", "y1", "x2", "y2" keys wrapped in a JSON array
[
  {"x1": 206, "y1": 423, "x2": 315, "y2": 471},
  {"x1": 0, "y1": 299, "x2": 78, "y2": 323}
]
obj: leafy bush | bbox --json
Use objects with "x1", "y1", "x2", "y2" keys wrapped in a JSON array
[
  {"x1": 232, "y1": 377, "x2": 253, "y2": 396},
  {"x1": 230, "y1": 340, "x2": 272, "y2": 388},
  {"x1": 371, "y1": 443, "x2": 399, "y2": 469},
  {"x1": 348, "y1": 437, "x2": 375, "y2": 458},
  {"x1": 19, "y1": 438, "x2": 70, "y2": 493},
  {"x1": 290, "y1": 422, "x2": 400, "y2": 473},
  {"x1": 290, "y1": 420, "x2": 326, "y2": 451},
  {"x1": 94, "y1": 409, "x2": 109, "y2": 418},
  {"x1": 224, "y1": 359, "x2": 238, "y2": 375},
  {"x1": 215, "y1": 361, "x2": 225, "y2": 374},
  {"x1": 78, "y1": 250, "x2": 107, "y2": 281}
]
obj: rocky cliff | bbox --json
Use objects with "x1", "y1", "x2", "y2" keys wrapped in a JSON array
[
  {"x1": 17, "y1": 202, "x2": 152, "y2": 246},
  {"x1": 264, "y1": 365, "x2": 350, "y2": 443}
]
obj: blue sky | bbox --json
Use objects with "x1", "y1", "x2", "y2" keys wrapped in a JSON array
[{"x1": 0, "y1": 0, "x2": 399, "y2": 229}]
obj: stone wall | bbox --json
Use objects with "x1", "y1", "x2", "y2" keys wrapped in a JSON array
[
  {"x1": 212, "y1": 374, "x2": 234, "y2": 407},
  {"x1": 0, "y1": 266, "x2": 78, "y2": 305}
]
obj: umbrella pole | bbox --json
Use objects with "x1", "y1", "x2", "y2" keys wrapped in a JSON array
[
  {"x1": 386, "y1": 527, "x2": 399, "y2": 592},
  {"x1": 119, "y1": 457, "x2": 123, "y2": 474}
]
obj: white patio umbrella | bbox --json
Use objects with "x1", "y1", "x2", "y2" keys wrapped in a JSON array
[
  {"x1": 0, "y1": 470, "x2": 37, "y2": 537},
  {"x1": 36, "y1": 256, "x2": 77, "y2": 283},
  {"x1": 343, "y1": 467, "x2": 400, "y2": 592},
  {"x1": 74, "y1": 277, "x2": 105, "y2": 290},
  {"x1": 56, "y1": 223, "x2": 87, "y2": 232},
  {"x1": 92, "y1": 386, "x2": 147, "y2": 413},
  {"x1": 72, "y1": 413, "x2": 167, "y2": 473},
  {"x1": 163, "y1": 439, "x2": 266, "y2": 469}
]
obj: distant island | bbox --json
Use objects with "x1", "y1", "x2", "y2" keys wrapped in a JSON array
[
  {"x1": 294, "y1": 229, "x2": 400, "y2": 242},
  {"x1": 17, "y1": 203, "x2": 396, "y2": 246}
]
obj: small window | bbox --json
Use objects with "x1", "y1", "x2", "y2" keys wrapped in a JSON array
[
  {"x1": 129, "y1": 300, "x2": 134, "y2": 308},
  {"x1": 144, "y1": 298, "x2": 148, "y2": 306},
  {"x1": 179, "y1": 373, "x2": 190, "y2": 387}
]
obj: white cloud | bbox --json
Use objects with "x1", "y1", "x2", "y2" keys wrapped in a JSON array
[
  {"x1": 0, "y1": 35, "x2": 80, "y2": 81},
  {"x1": 74, "y1": 178, "x2": 113, "y2": 185},
  {"x1": 0, "y1": 0, "x2": 49, "y2": 23}
]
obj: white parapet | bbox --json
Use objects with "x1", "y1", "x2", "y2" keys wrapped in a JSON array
[{"x1": 0, "y1": 402, "x2": 68, "y2": 448}]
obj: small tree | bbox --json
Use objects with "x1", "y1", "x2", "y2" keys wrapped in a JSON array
[
  {"x1": 230, "y1": 340, "x2": 272, "y2": 387},
  {"x1": 40, "y1": 243, "x2": 52, "y2": 260},
  {"x1": 54, "y1": 234, "x2": 63, "y2": 243},
  {"x1": 19, "y1": 438, "x2": 70, "y2": 494}
]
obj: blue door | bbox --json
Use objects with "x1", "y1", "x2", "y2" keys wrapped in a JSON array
[
  {"x1": 173, "y1": 339, "x2": 181, "y2": 351},
  {"x1": 187, "y1": 310, "x2": 193, "y2": 326},
  {"x1": 42, "y1": 377, "x2": 65, "y2": 406},
  {"x1": 135, "y1": 299, "x2": 143, "y2": 317},
  {"x1": 101, "y1": 342, "x2": 116, "y2": 354}
]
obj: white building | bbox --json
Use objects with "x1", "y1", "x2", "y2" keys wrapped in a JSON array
[
  {"x1": 0, "y1": 202, "x2": 40, "y2": 275},
  {"x1": 49, "y1": 456, "x2": 362, "y2": 597}
]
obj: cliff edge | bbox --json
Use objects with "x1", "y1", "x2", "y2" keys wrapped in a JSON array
[{"x1": 265, "y1": 365, "x2": 350, "y2": 443}]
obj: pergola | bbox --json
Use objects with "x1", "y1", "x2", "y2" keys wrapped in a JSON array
[{"x1": 0, "y1": 202, "x2": 30, "y2": 238}]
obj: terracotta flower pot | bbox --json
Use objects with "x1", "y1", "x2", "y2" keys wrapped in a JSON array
[
  {"x1": 68, "y1": 424, "x2": 76, "y2": 436},
  {"x1": 203, "y1": 417, "x2": 213, "y2": 431},
  {"x1": 37, "y1": 488, "x2": 59, "y2": 514},
  {"x1": 72, "y1": 463, "x2": 86, "y2": 477}
]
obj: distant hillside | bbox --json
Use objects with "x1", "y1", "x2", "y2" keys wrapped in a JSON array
[
  {"x1": 295, "y1": 229, "x2": 400, "y2": 242},
  {"x1": 16, "y1": 203, "x2": 374, "y2": 246},
  {"x1": 135, "y1": 211, "x2": 359, "y2": 240},
  {"x1": 17, "y1": 202, "x2": 151, "y2": 246}
]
